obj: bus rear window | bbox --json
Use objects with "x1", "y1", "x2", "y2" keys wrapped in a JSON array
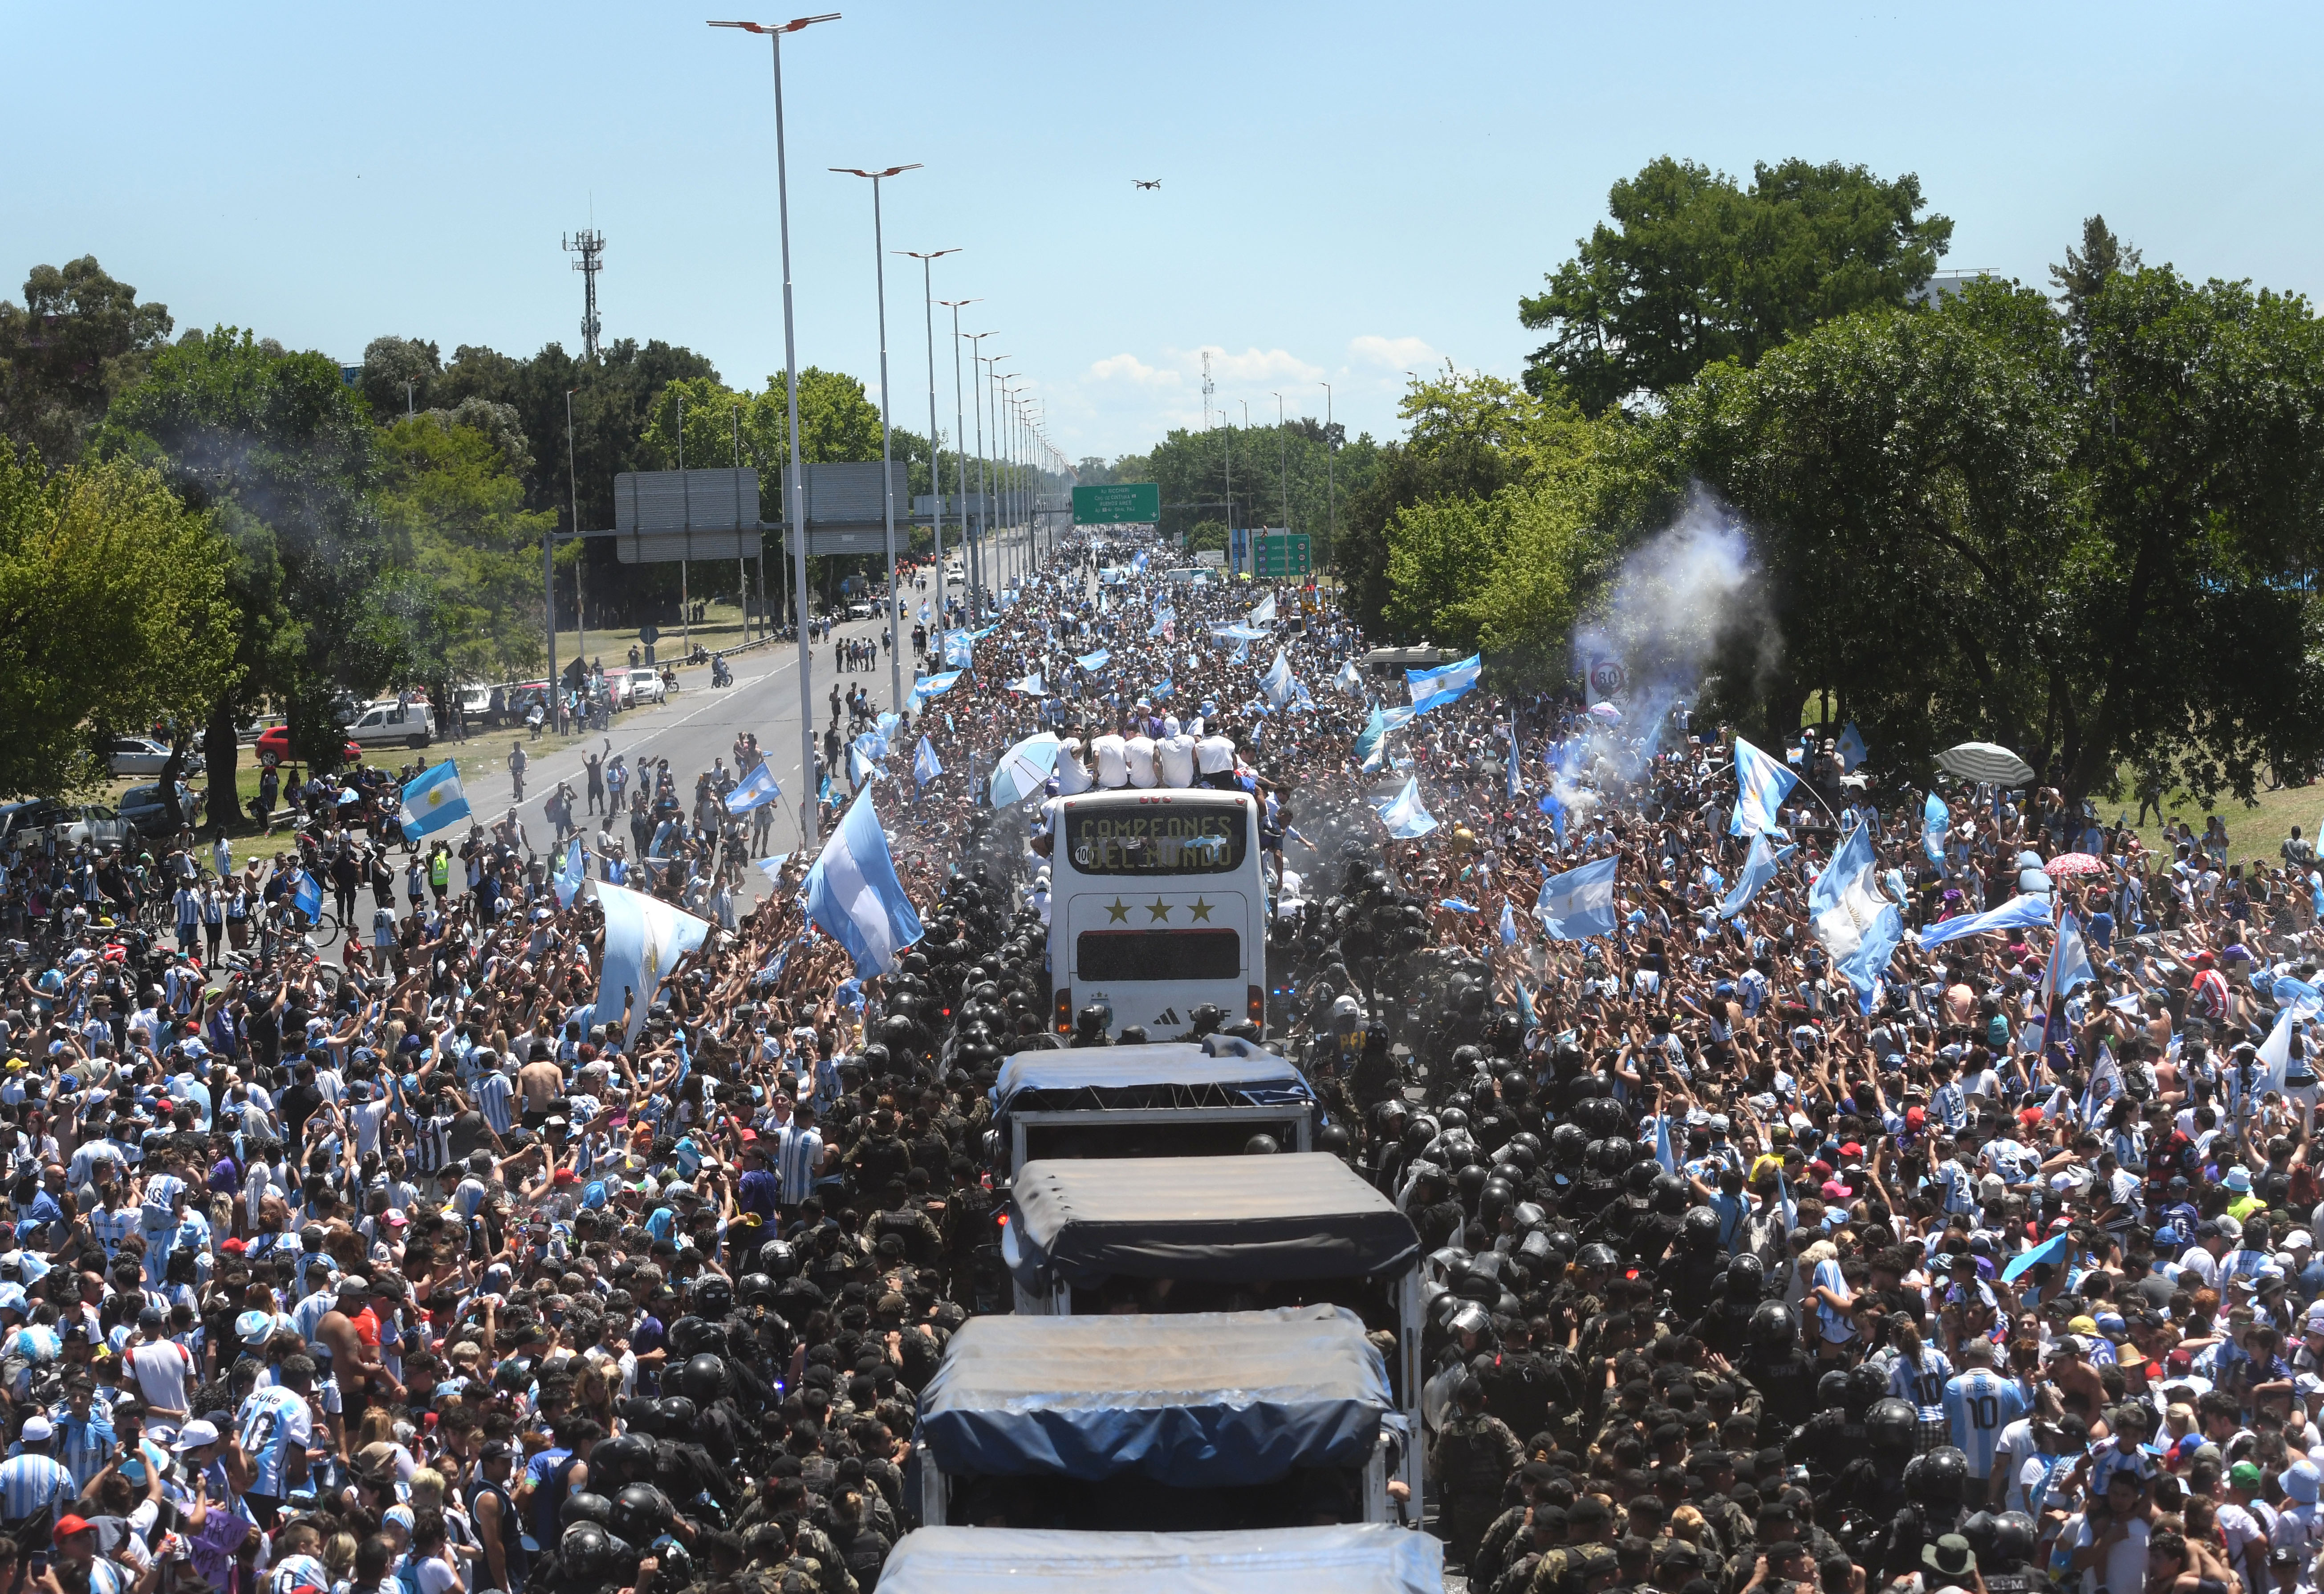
[
  {"x1": 1076, "y1": 928, "x2": 1242, "y2": 982},
  {"x1": 1065, "y1": 808, "x2": 1247, "y2": 874}
]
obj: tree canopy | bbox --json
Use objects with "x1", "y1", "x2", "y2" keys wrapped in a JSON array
[
  {"x1": 0, "y1": 257, "x2": 175, "y2": 463},
  {"x1": 1519, "y1": 156, "x2": 1953, "y2": 414}
]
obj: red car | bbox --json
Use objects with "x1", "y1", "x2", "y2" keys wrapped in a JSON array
[{"x1": 253, "y1": 726, "x2": 364, "y2": 768}]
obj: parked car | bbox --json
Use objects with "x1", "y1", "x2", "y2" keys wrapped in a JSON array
[
  {"x1": 0, "y1": 799, "x2": 131, "y2": 852},
  {"x1": 118, "y1": 783, "x2": 200, "y2": 837},
  {"x1": 253, "y1": 726, "x2": 365, "y2": 768},
  {"x1": 105, "y1": 737, "x2": 204, "y2": 779},
  {"x1": 845, "y1": 600, "x2": 878, "y2": 621},
  {"x1": 345, "y1": 699, "x2": 436, "y2": 750},
  {"x1": 624, "y1": 667, "x2": 666, "y2": 706}
]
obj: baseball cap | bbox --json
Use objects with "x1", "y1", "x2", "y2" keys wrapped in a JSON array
[
  {"x1": 53, "y1": 1516, "x2": 92, "y2": 1539},
  {"x1": 2232, "y1": 1460, "x2": 2266, "y2": 1490},
  {"x1": 19, "y1": 1416, "x2": 52, "y2": 1442},
  {"x1": 174, "y1": 1419, "x2": 220, "y2": 1451}
]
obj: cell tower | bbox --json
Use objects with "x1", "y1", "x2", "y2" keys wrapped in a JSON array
[
  {"x1": 563, "y1": 229, "x2": 605, "y2": 360},
  {"x1": 1201, "y1": 350, "x2": 1214, "y2": 429}
]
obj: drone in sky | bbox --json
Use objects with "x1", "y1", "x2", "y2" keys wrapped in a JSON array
[{"x1": 1133, "y1": 179, "x2": 1161, "y2": 190}]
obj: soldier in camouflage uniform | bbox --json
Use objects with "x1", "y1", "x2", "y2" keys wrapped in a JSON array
[{"x1": 1431, "y1": 1373, "x2": 1525, "y2": 1569}]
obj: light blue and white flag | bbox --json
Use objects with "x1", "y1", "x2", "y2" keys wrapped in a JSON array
[
  {"x1": 1536, "y1": 855, "x2": 1618, "y2": 940},
  {"x1": 854, "y1": 727, "x2": 891, "y2": 764},
  {"x1": 804, "y1": 787, "x2": 926, "y2": 978},
  {"x1": 1654, "y1": 1114, "x2": 1677, "y2": 1175},
  {"x1": 1150, "y1": 678, "x2": 1174, "y2": 700},
  {"x1": 1007, "y1": 671, "x2": 1045, "y2": 696},
  {"x1": 724, "y1": 760, "x2": 781, "y2": 814},
  {"x1": 1506, "y1": 715, "x2": 1523, "y2": 801},
  {"x1": 1211, "y1": 623, "x2": 1270, "y2": 642},
  {"x1": 942, "y1": 625, "x2": 995, "y2": 668},
  {"x1": 1335, "y1": 657, "x2": 1362, "y2": 695},
  {"x1": 1229, "y1": 637, "x2": 1250, "y2": 665},
  {"x1": 1131, "y1": 549, "x2": 1149, "y2": 575},
  {"x1": 753, "y1": 854, "x2": 790, "y2": 886},
  {"x1": 555, "y1": 838, "x2": 585, "y2": 909},
  {"x1": 2040, "y1": 909, "x2": 2095, "y2": 1009},
  {"x1": 909, "y1": 670, "x2": 964, "y2": 707},
  {"x1": 2260, "y1": 988, "x2": 2324, "y2": 1097},
  {"x1": 1836, "y1": 722, "x2": 1868, "y2": 773},
  {"x1": 1355, "y1": 703, "x2": 1414, "y2": 772},
  {"x1": 1247, "y1": 593, "x2": 1277, "y2": 626},
  {"x1": 596, "y1": 881, "x2": 715, "y2": 1046},
  {"x1": 1406, "y1": 654, "x2": 1481, "y2": 715},
  {"x1": 1810, "y1": 820, "x2": 1902, "y2": 1012},
  {"x1": 1076, "y1": 648, "x2": 1111, "y2": 672},
  {"x1": 1499, "y1": 897, "x2": 1518, "y2": 947},
  {"x1": 292, "y1": 871, "x2": 323, "y2": 924},
  {"x1": 1719, "y1": 832, "x2": 1794, "y2": 919},
  {"x1": 1914, "y1": 893, "x2": 2052, "y2": 948},
  {"x1": 849, "y1": 742, "x2": 885, "y2": 787},
  {"x1": 1538, "y1": 789, "x2": 1567, "y2": 843},
  {"x1": 1922, "y1": 790, "x2": 1950, "y2": 863},
  {"x1": 1439, "y1": 899, "x2": 1479, "y2": 913},
  {"x1": 398, "y1": 760, "x2": 472, "y2": 841},
  {"x1": 1148, "y1": 605, "x2": 1175, "y2": 638},
  {"x1": 1260, "y1": 648, "x2": 1295, "y2": 708},
  {"x1": 1372, "y1": 777, "x2": 1438, "y2": 839},
  {"x1": 2001, "y1": 1230, "x2": 2071, "y2": 1284},
  {"x1": 913, "y1": 736, "x2": 943, "y2": 788},
  {"x1": 1731, "y1": 738, "x2": 1799, "y2": 836}
]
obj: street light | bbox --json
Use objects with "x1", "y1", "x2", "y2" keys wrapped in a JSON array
[
  {"x1": 964, "y1": 333, "x2": 995, "y2": 608},
  {"x1": 1272, "y1": 390, "x2": 1289, "y2": 557},
  {"x1": 901, "y1": 249, "x2": 960, "y2": 647},
  {"x1": 710, "y1": 11, "x2": 838, "y2": 843},
  {"x1": 1319, "y1": 380, "x2": 1335, "y2": 569},
  {"x1": 938, "y1": 297, "x2": 979, "y2": 627},
  {"x1": 830, "y1": 163, "x2": 922, "y2": 713}
]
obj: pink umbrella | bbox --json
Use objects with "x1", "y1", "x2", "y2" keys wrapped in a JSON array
[{"x1": 2043, "y1": 851, "x2": 2109, "y2": 877}]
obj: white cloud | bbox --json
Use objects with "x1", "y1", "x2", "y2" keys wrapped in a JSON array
[
  {"x1": 1087, "y1": 352, "x2": 1178, "y2": 386},
  {"x1": 1187, "y1": 344, "x2": 1325, "y2": 385},
  {"x1": 1348, "y1": 333, "x2": 1442, "y2": 370}
]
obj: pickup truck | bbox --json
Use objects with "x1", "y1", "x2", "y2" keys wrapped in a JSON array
[{"x1": 345, "y1": 701, "x2": 436, "y2": 750}]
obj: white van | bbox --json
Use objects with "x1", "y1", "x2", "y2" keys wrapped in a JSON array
[{"x1": 345, "y1": 699, "x2": 436, "y2": 750}]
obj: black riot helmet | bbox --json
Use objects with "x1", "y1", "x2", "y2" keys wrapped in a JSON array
[
  {"x1": 1991, "y1": 1513, "x2": 2037, "y2": 1569},
  {"x1": 610, "y1": 1483, "x2": 674, "y2": 1545},
  {"x1": 1455, "y1": 1164, "x2": 1490, "y2": 1205},
  {"x1": 1316, "y1": 1124, "x2": 1353, "y2": 1159},
  {"x1": 651, "y1": 1541, "x2": 694, "y2": 1594},
  {"x1": 559, "y1": 1522, "x2": 614, "y2": 1582},
  {"x1": 665, "y1": 1316, "x2": 715, "y2": 1361},
  {"x1": 1649, "y1": 1173, "x2": 1688, "y2": 1214},
  {"x1": 757, "y1": 1239, "x2": 800, "y2": 1281},
  {"x1": 589, "y1": 1435, "x2": 655, "y2": 1491},
  {"x1": 1749, "y1": 1300, "x2": 1796, "y2": 1354},
  {"x1": 1682, "y1": 1206, "x2": 1723, "y2": 1250},
  {"x1": 1625, "y1": 1160, "x2": 1662, "y2": 1196},
  {"x1": 1844, "y1": 1364, "x2": 1886, "y2": 1417},
  {"x1": 1725, "y1": 1253, "x2": 1765, "y2": 1299},
  {"x1": 735, "y1": 1273, "x2": 776, "y2": 1308},
  {"x1": 654, "y1": 1397, "x2": 697, "y2": 1432},
  {"x1": 1549, "y1": 1124, "x2": 1589, "y2": 1166},
  {"x1": 680, "y1": 1353, "x2": 727, "y2": 1404},
  {"x1": 1243, "y1": 1134, "x2": 1280, "y2": 1155},
  {"x1": 1868, "y1": 1399, "x2": 1917, "y2": 1453},
  {"x1": 1916, "y1": 1448, "x2": 1969, "y2": 1504},
  {"x1": 1817, "y1": 1368, "x2": 1850, "y2": 1411},
  {"x1": 688, "y1": 1274, "x2": 734, "y2": 1320},
  {"x1": 561, "y1": 1492, "x2": 615, "y2": 1528},
  {"x1": 1576, "y1": 1243, "x2": 1619, "y2": 1272}
]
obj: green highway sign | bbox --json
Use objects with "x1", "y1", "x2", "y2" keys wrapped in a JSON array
[
  {"x1": 1251, "y1": 532, "x2": 1312, "y2": 578},
  {"x1": 1072, "y1": 483, "x2": 1160, "y2": 525}
]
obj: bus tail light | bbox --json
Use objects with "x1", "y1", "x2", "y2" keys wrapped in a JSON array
[
  {"x1": 1055, "y1": 987, "x2": 1072, "y2": 1033},
  {"x1": 1248, "y1": 984, "x2": 1265, "y2": 1025}
]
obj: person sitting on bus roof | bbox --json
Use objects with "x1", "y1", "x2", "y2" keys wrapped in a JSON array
[
  {"x1": 1056, "y1": 738, "x2": 1093, "y2": 796},
  {"x1": 1196, "y1": 728, "x2": 1238, "y2": 789},
  {"x1": 1125, "y1": 731, "x2": 1158, "y2": 788},
  {"x1": 1091, "y1": 733, "x2": 1130, "y2": 789},
  {"x1": 1156, "y1": 718, "x2": 1197, "y2": 788}
]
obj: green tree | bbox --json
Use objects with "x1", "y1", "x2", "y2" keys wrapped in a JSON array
[
  {"x1": 0, "y1": 257, "x2": 175, "y2": 463},
  {"x1": 100, "y1": 328, "x2": 393, "y2": 802},
  {"x1": 1520, "y1": 156, "x2": 1953, "y2": 414},
  {"x1": 372, "y1": 413, "x2": 559, "y2": 690},
  {"x1": 0, "y1": 442, "x2": 238, "y2": 798},
  {"x1": 358, "y1": 336, "x2": 443, "y2": 423}
]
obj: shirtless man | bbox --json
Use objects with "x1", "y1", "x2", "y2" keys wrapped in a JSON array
[
  {"x1": 517, "y1": 1052, "x2": 563, "y2": 1130},
  {"x1": 317, "y1": 1274, "x2": 405, "y2": 1431}
]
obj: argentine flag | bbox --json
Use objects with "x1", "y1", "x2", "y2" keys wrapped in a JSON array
[
  {"x1": 594, "y1": 882, "x2": 714, "y2": 1045},
  {"x1": 1406, "y1": 654, "x2": 1481, "y2": 716},
  {"x1": 724, "y1": 760, "x2": 781, "y2": 814},
  {"x1": 1247, "y1": 593, "x2": 1277, "y2": 626},
  {"x1": 1922, "y1": 790, "x2": 1950, "y2": 862},
  {"x1": 805, "y1": 787, "x2": 926, "y2": 978},
  {"x1": 753, "y1": 854, "x2": 791, "y2": 886},
  {"x1": 1372, "y1": 777, "x2": 1437, "y2": 839},
  {"x1": 2040, "y1": 910, "x2": 2095, "y2": 1009},
  {"x1": 1535, "y1": 855, "x2": 1618, "y2": 941},
  {"x1": 1836, "y1": 722, "x2": 1868, "y2": 772},
  {"x1": 909, "y1": 670, "x2": 963, "y2": 707},
  {"x1": 1811, "y1": 820, "x2": 1902, "y2": 1013},
  {"x1": 1076, "y1": 648, "x2": 1111, "y2": 672},
  {"x1": 1731, "y1": 738, "x2": 1799, "y2": 836},
  {"x1": 554, "y1": 839, "x2": 586, "y2": 909},
  {"x1": 913, "y1": 736, "x2": 943, "y2": 788},
  {"x1": 1719, "y1": 832, "x2": 1791, "y2": 920},
  {"x1": 1008, "y1": 671, "x2": 1045, "y2": 696},
  {"x1": 1260, "y1": 649, "x2": 1296, "y2": 708},
  {"x1": 292, "y1": 871, "x2": 323, "y2": 924},
  {"x1": 398, "y1": 760, "x2": 471, "y2": 841}
]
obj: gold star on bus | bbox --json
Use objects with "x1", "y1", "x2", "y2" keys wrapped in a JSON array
[
  {"x1": 1105, "y1": 899, "x2": 1131, "y2": 923},
  {"x1": 1187, "y1": 897, "x2": 1215, "y2": 921},
  {"x1": 1146, "y1": 898, "x2": 1172, "y2": 922}
]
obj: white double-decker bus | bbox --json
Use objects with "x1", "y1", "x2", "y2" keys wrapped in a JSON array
[{"x1": 1047, "y1": 788, "x2": 1267, "y2": 1039}]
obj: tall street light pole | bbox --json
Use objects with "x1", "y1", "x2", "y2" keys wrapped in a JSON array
[
  {"x1": 938, "y1": 299, "x2": 979, "y2": 629},
  {"x1": 966, "y1": 336, "x2": 994, "y2": 610},
  {"x1": 987, "y1": 360, "x2": 1013, "y2": 586},
  {"x1": 711, "y1": 11, "x2": 837, "y2": 843},
  {"x1": 901, "y1": 248, "x2": 960, "y2": 659},
  {"x1": 1319, "y1": 380, "x2": 1333, "y2": 572},
  {"x1": 1272, "y1": 390, "x2": 1289, "y2": 564},
  {"x1": 831, "y1": 163, "x2": 921, "y2": 715}
]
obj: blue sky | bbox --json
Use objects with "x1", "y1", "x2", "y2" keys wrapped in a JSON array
[{"x1": 6, "y1": 1, "x2": 2320, "y2": 466}]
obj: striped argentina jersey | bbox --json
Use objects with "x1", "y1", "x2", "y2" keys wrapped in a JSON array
[
  {"x1": 237, "y1": 1383, "x2": 314, "y2": 1497},
  {"x1": 0, "y1": 1451, "x2": 73, "y2": 1521},
  {"x1": 1942, "y1": 1367, "x2": 2029, "y2": 1477}
]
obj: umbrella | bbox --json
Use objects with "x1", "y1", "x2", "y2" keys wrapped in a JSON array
[
  {"x1": 986, "y1": 733, "x2": 1060, "y2": 807},
  {"x1": 2044, "y1": 852, "x2": 2109, "y2": 877},
  {"x1": 1588, "y1": 702, "x2": 1623, "y2": 723},
  {"x1": 1937, "y1": 741, "x2": 2035, "y2": 785}
]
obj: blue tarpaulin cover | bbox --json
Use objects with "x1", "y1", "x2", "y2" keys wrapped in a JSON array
[
  {"x1": 877, "y1": 1525, "x2": 1443, "y2": 1594},
  {"x1": 1005, "y1": 1153, "x2": 1421, "y2": 1290},
  {"x1": 917, "y1": 1305, "x2": 1388, "y2": 1484}
]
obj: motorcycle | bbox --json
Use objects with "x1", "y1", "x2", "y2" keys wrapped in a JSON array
[{"x1": 711, "y1": 655, "x2": 734, "y2": 689}]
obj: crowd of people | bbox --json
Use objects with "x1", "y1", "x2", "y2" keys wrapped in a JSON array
[{"x1": 0, "y1": 526, "x2": 2316, "y2": 1594}]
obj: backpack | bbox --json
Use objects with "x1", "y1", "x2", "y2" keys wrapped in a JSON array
[{"x1": 394, "y1": 1558, "x2": 424, "y2": 1594}]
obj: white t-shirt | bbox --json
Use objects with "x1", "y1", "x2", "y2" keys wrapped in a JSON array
[
  {"x1": 1196, "y1": 735, "x2": 1235, "y2": 776},
  {"x1": 126, "y1": 1338, "x2": 196, "y2": 1431},
  {"x1": 1157, "y1": 734, "x2": 1197, "y2": 788},
  {"x1": 1056, "y1": 745, "x2": 1094, "y2": 795},
  {"x1": 1090, "y1": 736, "x2": 1129, "y2": 789},
  {"x1": 2069, "y1": 1512, "x2": 2148, "y2": 1594},
  {"x1": 1124, "y1": 737, "x2": 1158, "y2": 788}
]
